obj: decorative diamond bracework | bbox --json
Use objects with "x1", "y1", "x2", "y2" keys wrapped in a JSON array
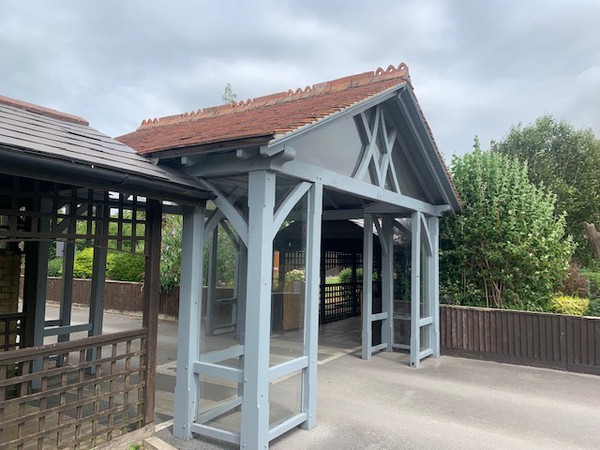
[{"x1": 353, "y1": 104, "x2": 401, "y2": 193}]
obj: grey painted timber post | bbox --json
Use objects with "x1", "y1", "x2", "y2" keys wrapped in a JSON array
[
  {"x1": 236, "y1": 243, "x2": 248, "y2": 343},
  {"x1": 59, "y1": 201, "x2": 76, "y2": 343},
  {"x1": 58, "y1": 241, "x2": 75, "y2": 343},
  {"x1": 429, "y1": 216, "x2": 441, "y2": 358},
  {"x1": 142, "y1": 199, "x2": 162, "y2": 425},
  {"x1": 301, "y1": 182, "x2": 323, "y2": 430},
  {"x1": 174, "y1": 205, "x2": 206, "y2": 440},
  {"x1": 241, "y1": 170, "x2": 275, "y2": 449},
  {"x1": 206, "y1": 227, "x2": 218, "y2": 335},
  {"x1": 35, "y1": 200, "x2": 52, "y2": 348},
  {"x1": 88, "y1": 202, "x2": 109, "y2": 339},
  {"x1": 381, "y1": 215, "x2": 394, "y2": 352},
  {"x1": 361, "y1": 213, "x2": 373, "y2": 360},
  {"x1": 410, "y1": 211, "x2": 422, "y2": 368}
]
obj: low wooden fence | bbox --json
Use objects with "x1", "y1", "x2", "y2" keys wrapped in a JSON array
[
  {"x1": 43, "y1": 278, "x2": 180, "y2": 316},
  {"x1": 40, "y1": 278, "x2": 233, "y2": 318},
  {"x1": 0, "y1": 329, "x2": 149, "y2": 449},
  {"x1": 440, "y1": 305, "x2": 600, "y2": 375}
]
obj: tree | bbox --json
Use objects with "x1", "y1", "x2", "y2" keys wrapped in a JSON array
[
  {"x1": 160, "y1": 214, "x2": 238, "y2": 291},
  {"x1": 440, "y1": 145, "x2": 574, "y2": 310},
  {"x1": 222, "y1": 83, "x2": 238, "y2": 105},
  {"x1": 491, "y1": 115, "x2": 600, "y2": 264}
]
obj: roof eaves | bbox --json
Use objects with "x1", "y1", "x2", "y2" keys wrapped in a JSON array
[
  {"x1": 0, "y1": 143, "x2": 211, "y2": 204},
  {"x1": 145, "y1": 134, "x2": 274, "y2": 160}
]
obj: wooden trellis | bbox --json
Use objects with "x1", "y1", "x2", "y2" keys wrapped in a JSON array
[{"x1": 0, "y1": 175, "x2": 149, "y2": 254}]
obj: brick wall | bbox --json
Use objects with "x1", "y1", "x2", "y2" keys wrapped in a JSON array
[
  {"x1": 0, "y1": 249, "x2": 21, "y2": 314},
  {"x1": 0, "y1": 248, "x2": 21, "y2": 350}
]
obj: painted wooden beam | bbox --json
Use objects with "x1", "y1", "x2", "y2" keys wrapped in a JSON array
[
  {"x1": 173, "y1": 205, "x2": 206, "y2": 440},
  {"x1": 240, "y1": 171, "x2": 275, "y2": 449},
  {"x1": 410, "y1": 211, "x2": 422, "y2": 368},
  {"x1": 302, "y1": 182, "x2": 323, "y2": 430},
  {"x1": 362, "y1": 213, "x2": 374, "y2": 360}
]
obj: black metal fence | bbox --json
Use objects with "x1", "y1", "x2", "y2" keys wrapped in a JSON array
[{"x1": 320, "y1": 282, "x2": 362, "y2": 324}]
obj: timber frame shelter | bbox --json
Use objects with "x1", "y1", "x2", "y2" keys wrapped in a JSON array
[
  {"x1": 0, "y1": 95, "x2": 211, "y2": 448},
  {"x1": 119, "y1": 63, "x2": 462, "y2": 449}
]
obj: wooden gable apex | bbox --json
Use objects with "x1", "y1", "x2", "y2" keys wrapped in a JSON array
[{"x1": 266, "y1": 84, "x2": 461, "y2": 213}]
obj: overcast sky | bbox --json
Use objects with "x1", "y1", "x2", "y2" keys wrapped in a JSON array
[{"x1": 2, "y1": 0, "x2": 599, "y2": 158}]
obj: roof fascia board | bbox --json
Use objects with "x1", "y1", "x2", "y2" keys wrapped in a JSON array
[
  {"x1": 149, "y1": 135, "x2": 273, "y2": 160},
  {"x1": 275, "y1": 159, "x2": 443, "y2": 216},
  {"x1": 397, "y1": 89, "x2": 462, "y2": 212},
  {"x1": 267, "y1": 85, "x2": 407, "y2": 150},
  {"x1": 0, "y1": 147, "x2": 211, "y2": 205}
]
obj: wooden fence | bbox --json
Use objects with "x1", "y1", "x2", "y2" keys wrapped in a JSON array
[
  {"x1": 440, "y1": 305, "x2": 600, "y2": 375},
  {"x1": 0, "y1": 329, "x2": 148, "y2": 449},
  {"x1": 39, "y1": 278, "x2": 233, "y2": 318}
]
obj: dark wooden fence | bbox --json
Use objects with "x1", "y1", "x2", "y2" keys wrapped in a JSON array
[
  {"x1": 40, "y1": 278, "x2": 233, "y2": 318},
  {"x1": 440, "y1": 305, "x2": 600, "y2": 375}
]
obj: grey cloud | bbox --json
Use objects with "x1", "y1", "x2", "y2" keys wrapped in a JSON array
[{"x1": 1, "y1": 0, "x2": 599, "y2": 156}]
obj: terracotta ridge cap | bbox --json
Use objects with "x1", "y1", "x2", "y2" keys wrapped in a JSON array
[
  {"x1": 0, "y1": 94, "x2": 89, "y2": 126},
  {"x1": 138, "y1": 62, "x2": 410, "y2": 130}
]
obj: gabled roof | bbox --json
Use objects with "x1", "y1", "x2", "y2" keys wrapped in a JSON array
[
  {"x1": 117, "y1": 64, "x2": 412, "y2": 156},
  {"x1": 0, "y1": 95, "x2": 210, "y2": 204}
]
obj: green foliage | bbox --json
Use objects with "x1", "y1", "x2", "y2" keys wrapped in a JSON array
[
  {"x1": 441, "y1": 147, "x2": 574, "y2": 310},
  {"x1": 48, "y1": 257, "x2": 63, "y2": 277},
  {"x1": 285, "y1": 269, "x2": 305, "y2": 283},
  {"x1": 559, "y1": 264, "x2": 588, "y2": 297},
  {"x1": 73, "y1": 247, "x2": 95, "y2": 278},
  {"x1": 580, "y1": 269, "x2": 600, "y2": 299},
  {"x1": 338, "y1": 267, "x2": 355, "y2": 284},
  {"x1": 492, "y1": 115, "x2": 600, "y2": 264},
  {"x1": 106, "y1": 252, "x2": 145, "y2": 282},
  {"x1": 71, "y1": 247, "x2": 145, "y2": 281},
  {"x1": 338, "y1": 267, "x2": 378, "y2": 284},
  {"x1": 160, "y1": 214, "x2": 238, "y2": 291},
  {"x1": 588, "y1": 298, "x2": 600, "y2": 317},
  {"x1": 160, "y1": 214, "x2": 183, "y2": 290},
  {"x1": 549, "y1": 295, "x2": 589, "y2": 316}
]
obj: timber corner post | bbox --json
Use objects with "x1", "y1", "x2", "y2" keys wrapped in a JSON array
[
  {"x1": 173, "y1": 205, "x2": 206, "y2": 440},
  {"x1": 240, "y1": 170, "x2": 276, "y2": 449}
]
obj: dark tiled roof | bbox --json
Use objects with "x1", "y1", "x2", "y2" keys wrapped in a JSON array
[
  {"x1": 0, "y1": 94, "x2": 207, "y2": 198},
  {"x1": 0, "y1": 94, "x2": 89, "y2": 125},
  {"x1": 117, "y1": 64, "x2": 412, "y2": 155}
]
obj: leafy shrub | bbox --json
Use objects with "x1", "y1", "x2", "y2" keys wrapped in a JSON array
[
  {"x1": 588, "y1": 298, "x2": 600, "y2": 317},
  {"x1": 549, "y1": 295, "x2": 589, "y2": 316},
  {"x1": 338, "y1": 267, "x2": 355, "y2": 283},
  {"x1": 48, "y1": 257, "x2": 63, "y2": 277},
  {"x1": 559, "y1": 264, "x2": 589, "y2": 297},
  {"x1": 338, "y1": 267, "x2": 378, "y2": 283},
  {"x1": 73, "y1": 247, "x2": 95, "y2": 278},
  {"x1": 441, "y1": 146, "x2": 574, "y2": 310},
  {"x1": 581, "y1": 269, "x2": 600, "y2": 299},
  {"x1": 285, "y1": 269, "x2": 305, "y2": 283},
  {"x1": 160, "y1": 214, "x2": 183, "y2": 290},
  {"x1": 107, "y1": 252, "x2": 145, "y2": 282}
]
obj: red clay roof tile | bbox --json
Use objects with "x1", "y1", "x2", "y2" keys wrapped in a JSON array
[{"x1": 117, "y1": 63, "x2": 412, "y2": 155}]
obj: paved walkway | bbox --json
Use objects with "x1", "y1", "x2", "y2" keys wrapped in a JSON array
[{"x1": 47, "y1": 305, "x2": 600, "y2": 449}]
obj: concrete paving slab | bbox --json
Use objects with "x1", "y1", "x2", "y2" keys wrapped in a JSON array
[{"x1": 45, "y1": 305, "x2": 600, "y2": 449}]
